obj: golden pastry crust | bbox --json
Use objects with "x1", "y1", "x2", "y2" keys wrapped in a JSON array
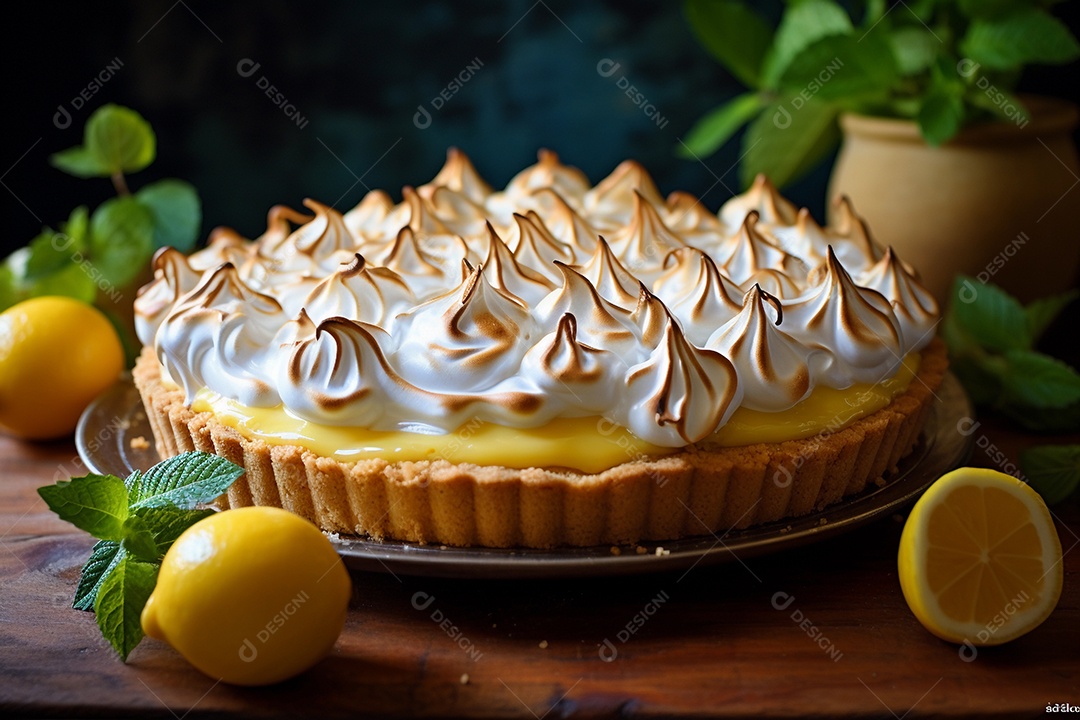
[{"x1": 133, "y1": 339, "x2": 948, "y2": 548}]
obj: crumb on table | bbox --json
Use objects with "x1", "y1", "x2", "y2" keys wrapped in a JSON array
[
  {"x1": 129, "y1": 436, "x2": 150, "y2": 450},
  {"x1": 539, "y1": 640, "x2": 548, "y2": 649},
  {"x1": 459, "y1": 673, "x2": 469, "y2": 685}
]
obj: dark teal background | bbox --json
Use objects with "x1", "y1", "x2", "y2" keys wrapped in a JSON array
[{"x1": 2, "y1": 0, "x2": 1077, "y2": 257}]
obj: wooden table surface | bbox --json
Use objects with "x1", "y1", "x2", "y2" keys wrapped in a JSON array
[{"x1": 1, "y1": 414, "x2": 1077, "y2": 719}]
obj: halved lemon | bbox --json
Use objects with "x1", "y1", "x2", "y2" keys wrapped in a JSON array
[{"x1": 898, "y1": 467, "x2": 1063, "y2": 646}]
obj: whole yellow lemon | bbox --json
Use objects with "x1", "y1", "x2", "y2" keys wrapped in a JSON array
[
  {"x1": 0, "y1": 296, "x2": 124, "y2": 439},
  {"x1": 141, "y1": 506, "x2": 352, "y2": 685}
]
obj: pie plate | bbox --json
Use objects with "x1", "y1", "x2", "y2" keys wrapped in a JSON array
[{"x1": 77, "y1": 373, "x2": 974, "y2": 578}]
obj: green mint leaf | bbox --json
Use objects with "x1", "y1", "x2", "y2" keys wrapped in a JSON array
[
  {"x1": 965, "y1": 85, "x2": 1030, "y2": 126},
  {"x1": 762, "y1": 0, "x2": 853, "y2": 88},
  {"x1": 961, "y1": 8, "x2": 1080, "y2": 71},
  {"x1": 133, "y1": 505, "x2": 215, "y2": 555},
  {"x1": 949, "y1": 276, "x2": 1030, "y2": 353},
  {"x1": 684, "y1": 0, "x2": 773, "y2": 88},
  {"x1": 1001, "y1": 349, "x2": 1080, "y2": 409},
  {"x1": 84, "y1": 104, "x2": 157, "y2": 176},
  {"x1": 135, "y1": 179, "x2": 202, "y2": 252},
  {"x1": 890, "y1": 27, "x2": 939, "y2": 76},
  {"x1": 862, "y1": 0, "x2": 886, "y2": 26},
  {"x1": 917, "y1": 90, "x2": 965, "y2": 146},
  {"x1": 951, "y1": 354, "x2": 1006, "y2": 408},
  {"x1": 0, "y1": 262, "x2": 17, "y2": 311},
  {"x1": 1026, "y1": 290, "x2": 1078, "y2": 344},
  {"x1": 23, "y1": 228, "x2": 71, "y2": 280},
  {"x1": 89, "y1": 195, "x2": 155, "y2": 288},
  {"x1": 73, "y1": 541, "x2": 125, "y2": 611},
  {"x1": 121, "y1": 515, "x2": 160, "y2": 563},
  {"x1": 37, "y1": 474, "x2": 130, "y2": 541},
  {"x1": 94, "y1": 555, "x2": 158, "y2": 662},
  {"x1": 777, "y1": 32, "x2": 898, "y2": 101},
  {"x1": 26, "y1": 262, "x2": 98, "y2": 305},
  {"x1": 24, "y1": 208, "x2": 89, "y2": 280},
  {"x1": 740, "y1": 96, "x2": 839, "y2": 189},
  {"x1": 63, "y1": 205, "x2": 91, "y2": 242},
  {"x1": 130, "y1": 451, "x2": 244, "y2": 510},
  {"x1": 1021, "y1": 444, "x2": 1080, "y2": 506},
  {"x1": 50, "y1": 146, "x2": 111, "y2": 179},
  {"x1": 679, "y1": 92, "x2": 763, "y2": 158},
  {"x1": 942, "y1": 312, "x2": 1007, "y2": 406}
]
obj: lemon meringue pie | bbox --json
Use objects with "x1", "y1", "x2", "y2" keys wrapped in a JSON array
[{"x1": 133, "y1": 149, "x2": 946, "y2": 548}]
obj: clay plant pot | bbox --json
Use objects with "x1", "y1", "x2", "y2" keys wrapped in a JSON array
[{"x1": 828, "y1": 97, "x2": 1080, "y2": 304}]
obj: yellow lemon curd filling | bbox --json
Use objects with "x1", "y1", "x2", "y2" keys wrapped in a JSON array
[{"x1": 190, "y1": 353, "x2": 919, "y2": 474}]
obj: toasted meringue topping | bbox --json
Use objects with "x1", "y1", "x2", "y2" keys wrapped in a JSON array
[
  {"x1": 653, "y1": 247, "x2": 744, "y2": 344},
  {"x1": 783, "y1": 248, "x2": 904, "y2": 386},
  {"x1": 707, "y1": 285, "x2": 813, "y2": 411},
  {"x1": 138, "y1": 151, "x2": 938, "y2": 448},
  {"x1": 719, "y1": 174, "x2": 797, "y2": 230},
  {"x1": 571, "y1": 236, "x2": 641, "y2": 309},
  {"x1": 856, "y1": 247, "x2": 939, "y2": 352}
]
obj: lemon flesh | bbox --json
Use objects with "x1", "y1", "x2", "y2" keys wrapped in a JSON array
[{"x1": 898, "y1": 467, "x2": 1063, "y2": 646}]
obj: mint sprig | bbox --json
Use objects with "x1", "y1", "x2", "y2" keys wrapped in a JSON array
[
  {"x1": 38, "y1": 452, "x2": 244, "y2": 661},
  {"x1": 0, "y1": 104, "x2": 201, "y2": 321},
  {"x1": 1021, "y1": 445, "x2": 1080, "y2": 506},
  {"x1": 943, "y1": 276, "x2": 1080, "y2": 433}
]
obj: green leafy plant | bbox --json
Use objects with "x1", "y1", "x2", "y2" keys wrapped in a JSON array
[
  {"x1": 943, "y1": 277, "x2": 1080, "y2": 507},
  {"x1": 681, "y1": 0, "x2": 1080, "y2": 188},
  {"x1": 0, "y1": 104, "x2": 201, "y2": 315},
  {"x1": 943, "y1": 275, "x2": 1080, "y2": 433},
  {"x1": 38, "y1": 452, "x2": 244, "y2": 660},
  {"x1": 1021, "y1": 444, "x2": 1080, "y2": 505}
]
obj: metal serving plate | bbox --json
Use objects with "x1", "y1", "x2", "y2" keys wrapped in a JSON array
[{"x1": 78, "y1": 373, "x2": 973, "y2": 578}]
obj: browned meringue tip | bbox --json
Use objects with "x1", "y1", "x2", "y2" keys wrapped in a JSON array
[
  {"x1": 745, "y1": 175, "x2": 798, "y2": 225},
  {"x1": 743, "y1": 283, "x2": 784, "y2": 326},
  {"x1": 665, "y1": 190, "x2": 699, "y2": 209},
  {"x1": 460, "y1": 257, "x2": 475, "y2": 282},
  {"x1": 295, "y1": 307, "x2": 315, "y2": 331},
  {"x1": 341, "y1": 253, "x2": 366, "y2": 275},
  {"x1": 402, "y1": 185, "x2": 452, "y2": 234},
  {"x1": 151, "y1": 245, "x2": 188, "y2": 270},
  {"x1": 385, "y1": 226, "x2": 443, "y2": 276},
  {"x1": 206, "y1": 226, "x2": 247, "y2": 247},
  {"x1": 537, "y1": 148, "x2": 560, "y2": 165},
  {"x1": 302, "y1": 197, "x2": 340, "y2": 216},
  {"x1": 795, "y1": 207, "x2": 824, "y2": 234},
  {"x1": 594, "y1": 158, "x2": 663, "y2": 200},
  {"x1": 267, "y1": 204, "x2": 315, "y2": 227}
]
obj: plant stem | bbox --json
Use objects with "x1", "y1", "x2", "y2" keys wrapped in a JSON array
[{"x1": 111, "y1": 172, "x2": 130, "y2": 197}]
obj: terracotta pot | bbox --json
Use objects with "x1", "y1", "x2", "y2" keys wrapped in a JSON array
[{"x1": 828, "y1": 97, "x2": 1080, "y2": 304}]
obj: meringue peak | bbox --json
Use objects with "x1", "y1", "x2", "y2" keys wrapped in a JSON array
[
  {"x1": 571, "y1": 235, "x2": 641, "y2": 308},
  {"x1": 481, "y1": 222, "x2": 554, "y2": 305},
  {"x1": 606, "y1": 190, "x2": 685, "y2": 280},
  {"x1": 719, "y1": 174, "x2": 798, "y2": 230},
  {"x1": 584, "y1": 159, "x2": 665, "y2": 224},
  {"x1": 720, "y1": 212, "x2": 807, "y2": 285},
  {"x1": 422, "y1": 147, "x2": 493, "y2": 202},
  {"x1": 382, "y1": 226, "x2": 444, "y2": 277},
  {"x1": 142, "y1": 150, "x2": 936, "y2": 445}
]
